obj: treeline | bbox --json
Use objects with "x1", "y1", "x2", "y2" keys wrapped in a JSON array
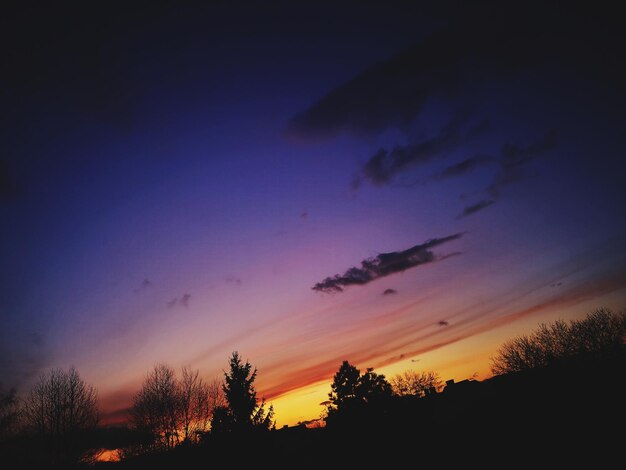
[{"x1": 0, "y1": 307, "x2": 624, "y2": 466}]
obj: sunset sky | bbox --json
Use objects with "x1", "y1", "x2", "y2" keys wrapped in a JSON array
[{"x1": 2, "y1": 1, "x2": 625, "y2": 427}]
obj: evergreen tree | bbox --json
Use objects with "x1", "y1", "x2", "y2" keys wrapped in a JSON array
[{"x1": 212, "y1": 351, "x2": 274, "y2": 433}]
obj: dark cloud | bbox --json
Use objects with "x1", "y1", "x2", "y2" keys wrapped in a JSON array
[
  {"x1": 300, "y1": 211, "x2": 308, "y2": 219},
  {"x1": 436, "y1": 154, "x2": 494, "y2": 180},
  {"x1": 133, "y1": 278, "x2": 152, "y2": 293},
  {"x1": 457, "y1": 131, "x2": 557, "y2": 218},
  {"x1": 362, "y1": 114, "x2": 472, "y2": 185},
  {"x1": 167, "y1": 292, "x2": 191, "y2": 309},
  {"x1": 289, "y1": 3, "x2": 625, "y2": 139},
  {"x1": 488, "y1": 131, "x2": 558, "y2": 198},
  {"x1": 383, "y1": 288, "x2": 397, "y2": 296},
  {"x1": 225, "y1": 276, "x2": 242, "y2": 287},
  {"x1": 312, "y1": 233, "x2": 462, "y2": 293},
  {"x1": 458, "y1": 200, "x2": 496, "y2": 218},
  {"x1": 438, "y1": 320, "x2": 449, "y2": 327}
]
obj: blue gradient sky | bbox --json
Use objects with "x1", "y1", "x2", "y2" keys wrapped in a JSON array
[{"x1": 2, "y1": 2, "x2": 625, "y2": 426}]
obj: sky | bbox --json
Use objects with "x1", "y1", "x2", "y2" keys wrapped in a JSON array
[{"x1": 2, "y1": 1, "x2": 626, "y2": 427}]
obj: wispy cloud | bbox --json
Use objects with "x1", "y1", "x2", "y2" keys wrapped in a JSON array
[
  {"x1": 457, "y1": 200, "x2": 496, "y2": 218},
  {"x1": 133, "y1": 278, "x2": 152, "y2": 293},
  {"x1": 360, "y1": 115, "x2": 468, "y2": 185},
  {"x1": 167, "y1": 292, "x2": 191, "y2": 309},
  {"x1": 312, "y1": 233, "x2": 463, "y2": 293},
  {"x1": 487, "y1": 131, "x2": 557, "y2": 198},
  {"x1": 225, "y1": 276, "x2": 242, "y2": 287},
  {"x1": 457, "y1": 131, "x2": 557, "y2": 217},
  {"x1": 436, "y1": 154, "x2": 494, "y2": 180}
]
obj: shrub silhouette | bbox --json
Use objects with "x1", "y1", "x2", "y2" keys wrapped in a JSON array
[
  {"x1": 491, "y1": 307, "x2": 626, "y2": 375},
  {"x1": 390, "y1": 370, "x2": 442, "y2": 397}
]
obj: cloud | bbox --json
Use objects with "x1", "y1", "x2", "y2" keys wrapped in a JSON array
[
  {"x1": 225, "y1": 276, "x2": 242, "y2": 287},
  {"x1": 133, "y1": 278, "x2": 152, "y2": 293},
  {"x1": 289, "y1": 3, "x2": 624, "y2": 140},
  {"x1": 438, "y1": 320, "x2": 449, "y2": 326},
  {"x1": 383, "y1": 288, "x2": 397, "y2": 296},
  {"x1": 458, "y1": 200, "x2": 496, "y2": 218},
  {"x1": 455, "y1": 131, "x2": 557, "y2": 217},
  {"x1": 312, "y1": 233, "x2": 463, "y2": 293},
  {"x1": 167, "y1": 292, "x2": 191, "y2": 308},
  {"x1": 487, "y1": 131, "x2": 558, "y2": 198},
  {"x1": 436, "y1": 154, "x2": 494, "y2": 180},
  {"x1": 361, "y1": 115, "x2": 472, "y2": 185}
]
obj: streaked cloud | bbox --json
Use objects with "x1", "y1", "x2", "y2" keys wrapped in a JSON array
[{"x1": 312, "y1": 233, "x2": 463, "y2": 293}]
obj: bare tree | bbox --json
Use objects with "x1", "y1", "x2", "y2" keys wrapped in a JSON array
[
  {"x1": 22, "y1": 367, "x2": 98, "y2": 463},
  {"x1": 130, "y1": 365, "x2": 224, "y2": 450},
  {"x1": 130, "y1": 364, "x2": 181, "y2": 450},
  {"x1": 207, "y1": 377, "x2": 226, "y2": 411},
  {"x1": 390, "y1": 370, "x2": 442, "y2": 397},
  {"x1": 179, "y1": 367, "x2": 220, "y2": 443},
  {"x1": 0, "y1": 385, "x2": 20, "y2": 440},
  {"x1": 491, "y1": 308, "x2": 626, "y2": 375}
]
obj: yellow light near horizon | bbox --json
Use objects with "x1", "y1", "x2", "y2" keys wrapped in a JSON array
[
  {"x1": 94, "y1": 449, "x2": 121, "y2": 462},
  {"x1": 269, "y1": 380, "x2": 331, "y2": 428}
]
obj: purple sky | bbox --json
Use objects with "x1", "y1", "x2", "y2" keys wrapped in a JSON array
[{"x1": 2, "y1": 2, "x2": 625, "y2": 425}]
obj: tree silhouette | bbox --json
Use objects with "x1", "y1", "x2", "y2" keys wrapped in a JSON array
[
  {"x1": 390, "y1": 370, "x2": 442, "y2": 397},
  {"x1": 491, "y1": 308, "x2": 626, "y2": 375},
  {"x1": 130, "y1": 364, "x2": 181, "y2": 450},
  {"x1": 326, "y1": 361, "x2": 392, "y2": 425},
  {"x1": 22, "y1": 367, "x2": 98, "y2": 464},
  {"x1": 327, "y1": 361, "x2": 360, "y2": 415},
  {"x1": 356, "y1": 368, "x2": 393, "y2": 403},
  {"x1": 179, "y1": 368, "x2": 220, "y2": 443},
  {"x1": 0, "y1": 385, "x2": 20, "y2": 440},
  {"x1": 212, "y1": 351, "x2": 274, "y2": 434}
]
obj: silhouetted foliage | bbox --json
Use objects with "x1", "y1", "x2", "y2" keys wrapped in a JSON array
[
  {"x1": 491, "y1": 308, "x2": 626, "y2": 375},
  {"x1": 357, "y1": 368, "x2": 393, "y2": 403},
  {"x1": 327, "y1": 361, "x2": 360, "y2": 413},
  {"x1": 390, "y1": 370, "x2": 442, "y2": 396},
  {"x1": 0, "y1": 385, "x2": 20, "y2": 440},
  {"x1": 326, "y1": 361, "x2": 392, "y2": 426},
  {"x1": 211, "y1": 351, "x2": 274, "y2": 434},
  {"x1": 22, "y1": 367, "x2": 99, "y2": 464}
]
